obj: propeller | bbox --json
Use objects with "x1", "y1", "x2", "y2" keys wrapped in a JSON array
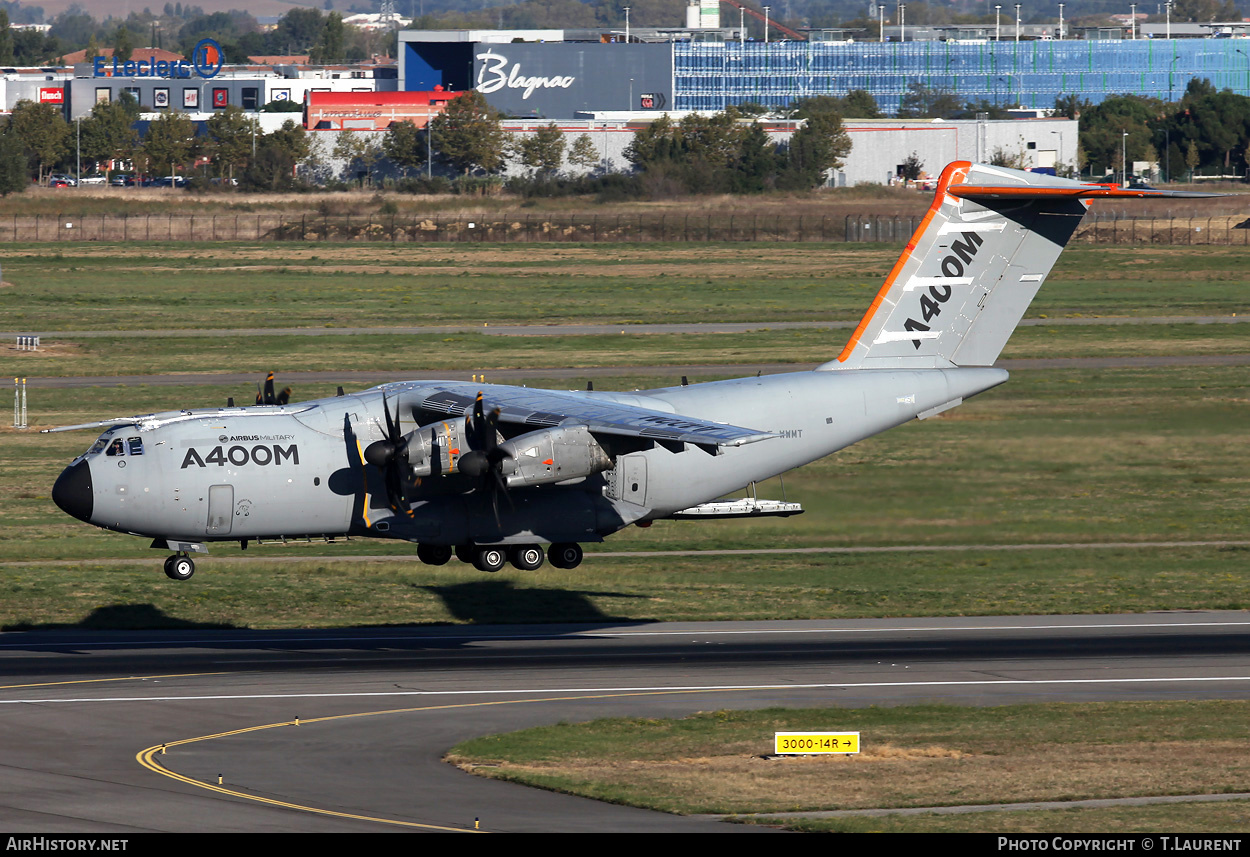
[
  {"x1": 457, "y1": 392, "x2": 513, "y2": 519},
  {"x1": 256, "y1": 372, "x2": 277, "y2": 405},
  {"x1": 363, "y1": 393, "x2": 414, "y2": 515}
]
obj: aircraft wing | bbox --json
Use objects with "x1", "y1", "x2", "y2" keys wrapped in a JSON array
[{"x1": 390, "y1": 382, "x2": 776, "y2": 453}]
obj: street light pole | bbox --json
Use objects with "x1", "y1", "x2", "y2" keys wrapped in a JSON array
[
  {"x1": 996, "y1": 5, "x2": 1002, "y2": 41},
  {"x1": 624, "y1": 6, "x2": 630, "y2": 43},
  {"x1": 1058, "y1": 3, "x2": 1064, "y2": 39},
  {"x1": 764, "y1": 6, "x2": 770, "y2": 43},
  {"x1": 900, "y1": 4, "x2": 906, "y2": 43},
  {"x1": 1015, "y1": 4, "x2": 1021, "y2": 42},
  {"x1": 1130, "y1": 4, "x2": 1137, "y2": 39},
  {"x1": 1125, "y1": 129, "x2": 1135, "y2": 187}
]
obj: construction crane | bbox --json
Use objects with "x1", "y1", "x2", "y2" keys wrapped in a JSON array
[{"x1": 719, "y1": 0, "x2": 808, "y2": 41}]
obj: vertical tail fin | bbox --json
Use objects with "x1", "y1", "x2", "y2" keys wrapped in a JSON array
[{"x1": 825, "y1": 162, "x2": 1218, "y2": 371}]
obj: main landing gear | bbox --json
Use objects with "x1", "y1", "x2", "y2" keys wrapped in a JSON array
[
  {"x1": 419, "y1": 542, "x2": 584, "y2": 572},
  {"x1": 163, "y1": 554, "x2": 195, "y2": 581}
]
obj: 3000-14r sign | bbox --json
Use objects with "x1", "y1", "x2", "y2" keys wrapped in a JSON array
[{"x1": 774, "y1": 732, "x2": 860, "y2": 754}]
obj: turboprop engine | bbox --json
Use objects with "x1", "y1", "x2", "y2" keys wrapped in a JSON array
[
  {"x1": 373, "y1": 418, "x2": 612, "y2": 489},
  {"x1": 495, "y1": 425, "x2": 613, "y2": 488}
]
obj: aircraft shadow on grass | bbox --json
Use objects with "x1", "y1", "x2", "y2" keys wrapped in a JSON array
[
  {"x1": 417, "y1": 579, "x2": 646, "y2": 625},
  {"x1": 3, "y1": 602, "x2": 238, "y2": 633}
]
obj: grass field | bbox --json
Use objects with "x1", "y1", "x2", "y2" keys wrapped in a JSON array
[
  {"x1": 1, "y1": 243, "x2": 1247, "y2": 333},
  {"x1": 446, "y1": 701, "x2": 1250, "y2": 833}
]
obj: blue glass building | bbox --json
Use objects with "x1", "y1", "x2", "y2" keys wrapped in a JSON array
[{"x1": 674, "y1": 39, "x2": 1250, "y2": 115}]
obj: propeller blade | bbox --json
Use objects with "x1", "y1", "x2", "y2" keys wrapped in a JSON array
[{"x1": 367, "y1": 392, "x2": 416, "y2": 515}]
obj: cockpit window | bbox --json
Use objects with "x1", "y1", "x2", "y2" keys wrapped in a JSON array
[
  {"x1": 106, "y1": 438, "x2": 125, "y2": 457},
  {"x1": 87, "y1": 434, "x2": 111, "y2": 455},
  {"x1": 126, "y1": 437, "x2": 144, "y2": 456}
]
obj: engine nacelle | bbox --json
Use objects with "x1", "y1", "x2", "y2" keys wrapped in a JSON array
[
  {"x1": 498, "y1": 425, "x2": 612, "y2": 488},
  {"x1": 403, "y1": 419, "x2": 472, "y2": 477}
]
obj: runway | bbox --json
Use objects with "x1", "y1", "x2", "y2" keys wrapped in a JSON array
[{"x1": 2, "y1": 613, "x2": 1249, "y2": 832}]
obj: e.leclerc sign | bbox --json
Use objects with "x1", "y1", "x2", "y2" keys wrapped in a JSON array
[{"x1": 93, "y1": 38, "x2": 224, "y2": 80}]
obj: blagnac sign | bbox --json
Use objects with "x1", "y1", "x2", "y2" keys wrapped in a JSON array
[
  {"x1": 93, "y1": 38, "x2": 224, "y2": 80},
  {"x1": 475, "y1": 49, "x2": 574, "y2": 100}
]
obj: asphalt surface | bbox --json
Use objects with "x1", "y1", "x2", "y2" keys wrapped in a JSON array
[{"x1": 3, "y1": 613, "x2": 1249, "y2": 832}]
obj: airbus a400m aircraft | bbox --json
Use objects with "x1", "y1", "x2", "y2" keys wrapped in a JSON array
[{"x1": 49, "y1": 163, "x2": 1210, "y2": 580}]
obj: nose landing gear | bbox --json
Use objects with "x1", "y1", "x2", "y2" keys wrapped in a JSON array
[{"x1": 163, "y1": 554, "x2": 195, "y2": 581}]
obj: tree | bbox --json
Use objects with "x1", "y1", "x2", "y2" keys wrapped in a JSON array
[
  {"x1": 142, "y1": 111, "x2": 198, "y2": 178},
  {"x1": 113, "y1": 24, "x2": 134, "y2": 63},
  {"x1": 1053, "y1": 93, "x2": 1091, "y2": 120},
  {"x1": 897, "y1": 82, "x2": 963, "y2": 119},
  {"x1": 205, "y1": 104, "x2": 258, "y2": 180},
  {"x1": 9, "y1": 100, "x2": 70, "y2": 183},
  {"x1": 266, "y1": 119, "x2": 311, "y2": 165},
  {"x1": 567, "y1": 134, "x2": 599, "y2": 172},
  {"x1": 332, "y1": 128, "x2": 384, "y2": 185},
  {"x1": 1077, "y1": 94, "x2": 1162, "y2": 175},
  {"x1": 898, "y1": 151, "x2": 924, "y2": 182},
  {"x1": 0, "y1": 10, "x2": 15, "y2": 66},
  {"x1": 382, "y1": 120, "x2": 427, "y2": 174},
  {"x1": 0, "y1": 121, "x2": 28, "y2": 195},
  {"x1": 623, "y1": 114, "x2": 676, "y2": 170},
  {"x1": 309, "y1": 12, "x2": 344, "y2": 63},
  {"x1": 270, "y1": 8, "x2": 324, "y2": 53},
  {"x1": 260, "y1": 100, "x2": 303, "y2": 113},
  {"x1": 730, "y1": 121, "x2": 779, "y2": 193},
  {"x1": 429, "y1": 90, "x2": 507, "y2": 175},
  {"x1": 777, "y1": 108, "x2": 851, "y2": 190},
  {"x1": 78, "y1": 94, "x2": 140, "y2": 173},
  {"x1": 989, "y1": 146, "x2": 1028, "y2": 169},
  {"x1": 518, "y1": 123, "x2": 566, "y2": 177},
  {"x1": 840, "y1": 90, "x2": 881, "y2": 119},
  {"x1": 244, "y1": 143, "x2": 297, "y2": 191}
]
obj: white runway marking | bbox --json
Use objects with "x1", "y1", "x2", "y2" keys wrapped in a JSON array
[{"x1": 6, "y1": 675, "x2": 1250, "y2": 705}]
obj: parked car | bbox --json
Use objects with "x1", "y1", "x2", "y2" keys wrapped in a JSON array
[
  {"x1": 47, "y1": 173, "x2": 76, "y2": 187},
  {"x1": 110, "y1": 174, "x2": 132, "y2": 186},
  {"x1": 77, "y1": 174, "x2": 107, "y2": 185}
]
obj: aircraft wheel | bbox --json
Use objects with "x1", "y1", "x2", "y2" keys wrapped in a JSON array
[
  {"x1": 509, "y1": 544, "x2": 545, "y2": 571},
  {"x1": 417, "y1": 543, "x2": 452, "y2": 566},
  {"x1": 548, "y1": 542, "x2": 583, "y2": 570},
  {"x1": 473, "y1": 546, "x2": 507, "y2": 573},
  {"x1": 165, "y1": 555, "x2": 195, "y2": 581},
  {"x1": 454, "y1": 544, "x2": 474, "y2": 564}
]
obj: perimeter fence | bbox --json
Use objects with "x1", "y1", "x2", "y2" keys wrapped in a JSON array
[
  {"x1": 1, "y1": 212, "x2": 848, "y2": 243},
  {"x1": 4, "y1": 211, "x2": 1248, "y2": 245},
  {"x1": 844, "y1": 212, "x2": 1250, "y2": 246}
]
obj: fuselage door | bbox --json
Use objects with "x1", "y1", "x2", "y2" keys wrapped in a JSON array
[{"x1": 206, "y1": 484, "x2": 234, "y2": 536}]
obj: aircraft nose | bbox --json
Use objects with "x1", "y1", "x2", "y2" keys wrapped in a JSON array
[{"x1": 52, "y1": 459, "x2": 93, "y2": 522}]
